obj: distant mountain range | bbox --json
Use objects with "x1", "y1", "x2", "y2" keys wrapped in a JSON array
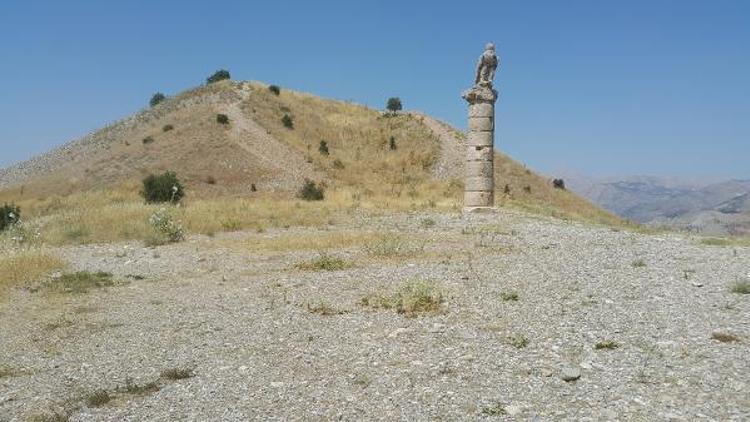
[{"x1": 561, "y1": 174, "x2": 750, "y2": 236}]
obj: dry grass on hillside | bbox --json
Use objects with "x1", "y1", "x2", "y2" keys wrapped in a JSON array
[
  {"x1": 0, "y1": 183, "x2": 458, "y2": 246},
  {"x1": 239, "y1": 82, "x2": 442, "y2": 195},
  {"x1": 0, "y1": 249, "x2": 67, "y2": 299},
  {"x1": 0, "y1": 80, "x2": 630, "y2": 247}
]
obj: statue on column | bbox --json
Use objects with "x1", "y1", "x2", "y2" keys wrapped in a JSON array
[
  {"x1": 474, "y1": 43, "x2": 499, "y2": 87},
  {"x1": 463, "y1": 42, "x2": 499, "y2": 103}
]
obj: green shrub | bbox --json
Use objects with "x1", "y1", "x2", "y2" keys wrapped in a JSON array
[
  {"x1": 206, "y1": 69, "x2": 231, "y2": 84},
  {"x1": 141, "y1": 171, "x2": 185, "y2": 204},
  {"x1": 269, "y1": 85, "x2": 281, "y2": 95},
  {"x1": 162, "y1": 124, "x2": 174, "y2": 132},
  {"x1": 298, "y1": 179, "x2": 324, "y2": 201},
  {"x1": 282, "y1": 114, "x2": 294, "y2": 129},
  {"x1": 386, "y1": 97, "x2": 402, "y2": 113},
  {"x1": 149, "y1": 92, "x2": 166, "y2": 107},
  {"x1": 147, "y1": 208, "x2": 185, "y2": 244},
  {"x1": 389, "y1": 136, "x2": 397, "y2": 150},
  {"x1": 216, "y1": 114, "x2": 229, "y2": 125},
  {"x1": 142, "y1": 136, "x2": 154, "y2": 145},
  {"x1": 1, "y1": 203, "x2": 20, "y2": 232},
  {"x1": 318, "y1": 140, "x2": 329, "y2": 155}
]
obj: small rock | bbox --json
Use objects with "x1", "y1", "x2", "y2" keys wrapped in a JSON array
[
  {"x1": 505, "y1": 405, "x2": 522, "y2": 416},
  {"x1": 561, "y1": 367, "x2": 581, "y2": 382}
]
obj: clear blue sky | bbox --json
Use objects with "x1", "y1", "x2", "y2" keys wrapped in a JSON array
[{"x1": 1, "y1": 1, "x2": 748, "y2": 178}]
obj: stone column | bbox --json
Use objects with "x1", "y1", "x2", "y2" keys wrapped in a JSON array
[{"x1": 462, "y1": 85, "x2": 498, "y2": 209}]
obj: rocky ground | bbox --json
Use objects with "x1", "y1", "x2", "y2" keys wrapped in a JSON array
[{"x1": 1, "y1": 209, "x2": 748, "y2": 421}]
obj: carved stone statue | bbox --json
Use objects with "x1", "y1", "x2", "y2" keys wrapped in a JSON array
[{"x1": 474, "y1": 43, "x2": 499, "y2": 86}]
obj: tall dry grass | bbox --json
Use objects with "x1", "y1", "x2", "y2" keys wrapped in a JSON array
[{"x1": 0, "y1": 249, "x2": 67, "y2": 299}]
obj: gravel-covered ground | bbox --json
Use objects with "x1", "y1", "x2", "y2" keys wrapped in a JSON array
[{"x1": 1, "y1": 209, "x2": 748, "y2": 421}]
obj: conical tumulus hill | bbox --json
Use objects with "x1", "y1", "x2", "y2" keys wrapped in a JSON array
[{"x1": 0, "y1": 80, "x2": 621, "y2": 226}]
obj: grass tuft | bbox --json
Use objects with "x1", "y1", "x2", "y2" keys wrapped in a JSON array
[
  {"x1": 295, "y1": 254, "x2": 351, "y2": 271},
  {"x1": 711, "y1": 331, "x2": 741, "y2": 343},
  {"x1": 631, "y1": 259, "x2": 646, "y2": 268},
  {"x1": 508, "y1": 334, "x2": 529, "y2": 349},
  {"x1": 160, "y1": 367, "x2": 194, "y2": 380},
  {"x1": 363, "y1": 233, "x2": 425, "y2": 258},
  {"x1": 361, "y1": 279, "x2": 443, "y2": 317},
  {"x1": 730, "y1": 279, "x2": 750, "y2": 294},
  {"x1": 481, "y1": 402, "x2": 507, "y2": 416},
  {"x1": 85, "y1": 390, "x2": 111, "y2": 407},
  {"x1": 124, "y1": 377, "x2": 160, "y2": 395},
  {"x1": 501, "y1": 291, "x2": 519, "y2": 302},
  {"x1": 594, "y1": 340, "x2": 620, "y2": 350},
  {"x1": 48, "y1": 271, "x2": 114, "y2": 294}
]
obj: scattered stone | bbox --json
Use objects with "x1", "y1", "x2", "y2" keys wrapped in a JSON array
[{"x1": 561, "y1": 367, "x2": 581, "y2": 382}]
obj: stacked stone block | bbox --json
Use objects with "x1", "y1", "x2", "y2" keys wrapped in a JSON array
[{"x1": 463, "y1": 91, "x2": 496, "y2": 208}]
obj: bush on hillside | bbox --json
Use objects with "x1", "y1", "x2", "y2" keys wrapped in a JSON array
[
  {"x1": 318, "y1": 140, "x2": 329, "y2": 156},
  {"x1": 386, "y1": 97, "x2": 402, "y2": 113},
  {"x1": 269, "y1": 85, "x2": 281, "y2": 95},
  {"x1": 147, "y1": 208, "x2": 185, "y2": 245},
  {"x1": 141, "y1": 171, "x2": 185, "y2": 204},
  {"x1": 298, "y1": 180, "x2": 324, "y2": 201},
  {"x1": 206, "y1": 69, "x2": 231, "y2": 84},
  {"x1": 552, "y1": 178, "x2": 566, "y2": 190},
  {"x1": 216, "y1": 113, "x2": 230, "y2": 125},
  {"x1": 1, "y1": 203, "x2": 21, "y2": 232},
  {"x1": 149, "y1": 92, "x2": 166, "y2": 107},
  {"x1": 162, "y1": 124, "x2": 174, "y2": 132},
  {"x1": 142, "y1": 136, "x2": 154, "y2": 145},
  {"x1": 389, "y1": 136, "x2": 397, "y2": 150},
  {"x1": 282, "y1": 114, "x2": 294, "y2": 129}
]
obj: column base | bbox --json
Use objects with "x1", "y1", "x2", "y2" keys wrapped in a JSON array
[{"x1": 462, "y1": 206, "x2": 499, "y2": 214}]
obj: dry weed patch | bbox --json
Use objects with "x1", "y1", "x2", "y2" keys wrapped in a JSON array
[{"x1": 0, "y1": 249, "x2": 66, "y2": 298}]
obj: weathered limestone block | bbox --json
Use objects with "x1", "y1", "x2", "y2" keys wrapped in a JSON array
[
  {"x1": 466, "y1": 145, "x2": 493, "y2": 161},
  {"x1": 466, "y1": 161, "x2": 494, "y2": 178},
  {"x1": 467, "y1": 131, "x2": 493, "y2": 147},
  {"x1": 468, "y1": 117, "x2": 494, "y2": 132},
  {"x1": 468, "y1": 102, "x2": 494, "y2": 118},
  {"x1": 465, "y1": 176, "x2": 495, "y2": 191},
  {"x1": 464, "y1": 191, "x2": 494, "y2": 207}
]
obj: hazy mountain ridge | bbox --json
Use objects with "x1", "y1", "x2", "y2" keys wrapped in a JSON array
[{"x1": 563, "y1": 174, "x2": 750, "y2": 235}]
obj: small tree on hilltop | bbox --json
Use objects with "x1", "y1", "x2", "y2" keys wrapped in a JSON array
[
  {"x1": 141, "y1": 171, "x2": 185, "y2": 204},
  {"x1": 318, "y1": 140, "x2": 329, "y2": 156},
  {"x1": 206, "y1": 69, "x2": 231, "y2": 84},
  {"x1": 268, "y1": 85, "x2": 281, "y2": 95},
  {"x1": 386, "y1": 97, "x2": 402, "y2": 114},
  {"x1": 149, "y1": 92, "x2": 166, "y2": 107}
]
